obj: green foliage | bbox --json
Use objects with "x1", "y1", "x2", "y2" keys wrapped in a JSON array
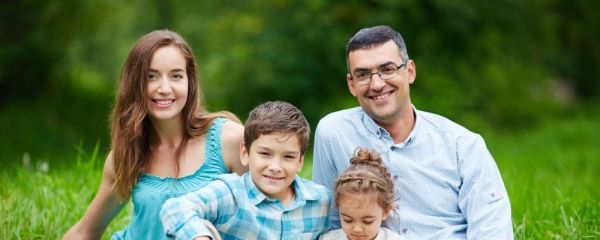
[
  {"x1": 0, "y1": 87, "x2": 112, "y2": 167},
  {"x1": 2, "y1": 0, "x2": 600, "y2": 167},
  {"x1": 4, "y1": 0, "x2": 599, "y2": 124}
]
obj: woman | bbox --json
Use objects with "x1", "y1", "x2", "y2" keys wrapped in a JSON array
[{"x1": 63, "y1": 30, "x2": 246, "y2": 239}]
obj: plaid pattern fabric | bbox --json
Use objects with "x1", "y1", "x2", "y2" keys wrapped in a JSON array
[{"x1": 161, "y1": 173, "x2": 331, "y2": 240}]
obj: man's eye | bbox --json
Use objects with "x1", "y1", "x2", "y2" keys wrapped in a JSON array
[
  {"x1": 355, "y1": 71, "x2": 369, "y2": 79},
  {"x1": 380, "y1": 66, "x2": 397, "y2": 74}
]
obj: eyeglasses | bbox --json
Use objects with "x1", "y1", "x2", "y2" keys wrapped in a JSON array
[{"x1": 350, "y1": 61, "x2": 408, "y2": 86}]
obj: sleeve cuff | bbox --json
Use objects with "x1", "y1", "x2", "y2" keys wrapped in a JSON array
[{"x1": 172, "y1": 219, "x2": 213, "y2": 240}]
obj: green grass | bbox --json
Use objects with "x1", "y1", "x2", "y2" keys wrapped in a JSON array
[
  {"x1": 1, "y1": 115, "x2": 599, "y2": 239},
  {"x1": 488, "y1": 114, "x2": 600, "y2": 239},
  {"x1": 0, "y1": 142, "x2": 131, "y2": 240}
]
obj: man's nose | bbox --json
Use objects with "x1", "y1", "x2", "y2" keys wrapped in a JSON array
[{"x1": 369, "y1": 73, "x2": 386, "y2": 89}]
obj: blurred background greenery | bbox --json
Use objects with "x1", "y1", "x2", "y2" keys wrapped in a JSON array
[
  {"x1": 1, "y1": 0, "x2": 598, "y2": 167},
  {"x1": 0, "y1": 0, "x2": 599, "y2": 238}
]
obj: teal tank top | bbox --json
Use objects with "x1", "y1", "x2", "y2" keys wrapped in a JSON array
[{"x1": 111, "y1": 118, "x2": 229, "y2": 240}]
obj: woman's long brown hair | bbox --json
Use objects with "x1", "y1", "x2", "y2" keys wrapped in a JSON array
[{"x1": 110, "y1": 30, "x2": 239, "y2": 200}]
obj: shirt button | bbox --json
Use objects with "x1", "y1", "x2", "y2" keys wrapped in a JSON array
[
  {"x1": 393, "y1": 175, "x2": 398, "y2": 180},
  {"x1": 402, "y1": 228, "x2": 407, "y2": 234}
]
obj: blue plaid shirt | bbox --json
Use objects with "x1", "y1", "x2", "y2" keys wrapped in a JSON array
[
  {"x1": 160, "y1": 173, "x2": 331, "y2": 240},
  {"x1": 313, "y1": 107, "x2": 513, "y2": 240}
]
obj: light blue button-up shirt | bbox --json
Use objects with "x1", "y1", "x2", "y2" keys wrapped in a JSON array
[
  {"x1": 313, "y1": 107, "x2": 513, "y2": 239},
  {"x1": 160, "y1": 173, "x2": 331, "y2": 240}
]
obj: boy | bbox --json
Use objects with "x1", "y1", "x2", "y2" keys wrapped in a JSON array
[{"x1": 160, "y1": 101, "x2": 331, "y2": 240}]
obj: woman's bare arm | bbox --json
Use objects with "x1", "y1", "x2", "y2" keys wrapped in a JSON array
[
  {"x1": 220, "y1": 121, "x2": 248, "y2": 175},
  {"x1": 63, "y1": 152, "x2": 125, "y2": 240}
]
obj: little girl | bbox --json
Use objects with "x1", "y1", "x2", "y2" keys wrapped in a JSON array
[{"x1": 320, "y1": 148, "x2": 404, "y2": 240}]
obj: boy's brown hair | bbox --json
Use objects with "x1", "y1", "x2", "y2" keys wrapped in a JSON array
[{"x1": 244, "y1": 101, "x2": 310, "y2": 155}]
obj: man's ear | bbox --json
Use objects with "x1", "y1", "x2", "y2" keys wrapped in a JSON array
[
  {"x1": 347, "y1": 73, "x2": 357, "y2": 97},
  {"x1": 407, "y1": 59, "x2": 416, "y2": 84},
  {"x1": 240, "y1": 141, "x2": 249, "y2": 166}
]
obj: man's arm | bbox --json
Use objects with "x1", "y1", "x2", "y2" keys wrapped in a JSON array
[
  {"x1": 312, "y1": 122, "x2": 341, "y2": 229},
  {"x1": 160, "y1": 179, "x2": 235, "y2": 240},
  {"x1": 457, "y1": 134, "x2": 514, "y2": 240}
]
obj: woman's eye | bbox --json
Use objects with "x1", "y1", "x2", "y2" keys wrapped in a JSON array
[
  {"x1": 172, "y1": 74, "x2": 184, "y2": 80},
  {"x1": 148, "y1": 74, "x2": 158, "y2": 80}
]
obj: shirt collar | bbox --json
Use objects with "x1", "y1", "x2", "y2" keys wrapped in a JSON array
[
  {"x1": 360, "y1": 105, "x2": 421, "y2": 145},
  {"x1": 244, "y1": 173, "x2": 319, "y2": 206},
  {"x1": 374, "y1": 228, "x2": 386, "y2": 240},
  {"x1": 361, "y1": 109, "x2": 383, "y2": 137},
  {"x1": 407, "y1": 106, "x2": 422, "y2": 144},
  {"x1": 244, "y1": 173, "x2": 263, "y2": 205},
  {"x1": 294, "y1": 176, "x2": 320, "y2": 201}
]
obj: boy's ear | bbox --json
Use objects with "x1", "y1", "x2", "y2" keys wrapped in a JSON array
[
  {"x1": 298, "y1": 154, "x2": 305, "y2": 171},
  {"x1": 240, "y1": 141, "x2": 249, "y2": 167}
]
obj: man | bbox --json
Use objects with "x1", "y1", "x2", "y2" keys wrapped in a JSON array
[{"x1": 313, "y1": 25, "x2": 513, "y2": 239}]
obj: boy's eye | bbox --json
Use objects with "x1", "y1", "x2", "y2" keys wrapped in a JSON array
[
  {"x1": 363, "y1": 220, "x2": 374, "y2": 224},
  {"x1": 342, "y1": 218, "x2": 353, "y2": 223},
  {"x1": 258, "y1": 152, "x2": 270, "y2": 156}
]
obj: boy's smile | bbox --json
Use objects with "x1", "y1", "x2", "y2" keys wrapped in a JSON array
[{"x1": 241, "y1": 132, "x2": 304, "y2": 205}]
